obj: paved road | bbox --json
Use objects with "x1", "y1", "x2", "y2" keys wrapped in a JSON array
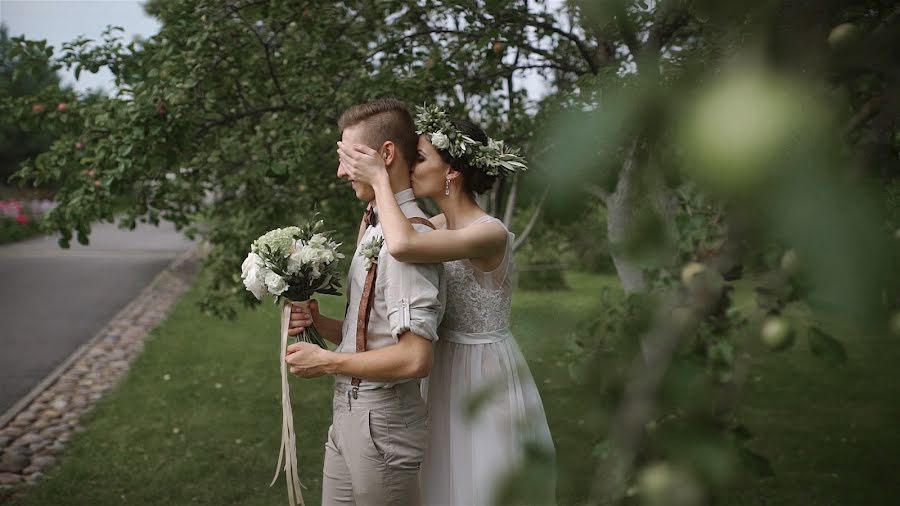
[{"x1": 0, "y1": 220, "x2": 195, "y2": 415}]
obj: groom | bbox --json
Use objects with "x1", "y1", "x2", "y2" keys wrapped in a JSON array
[{"x1": 283, "y1": 98, "x2": 444, "y2": 506}]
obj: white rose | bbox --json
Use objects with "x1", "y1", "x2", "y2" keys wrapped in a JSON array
[
  {"x1": 241, "y1": 253, "x2": 267, "y2": 300},
  {"x1": 312, "y1": 246, "x2": 329, "y2": 262},
  {"x1": 264, "y1": 271, "x2": 288, "y2": 295},
  {"x1": 241, "y1": 252, "x2": 262, "y2": 276},
  {"x1": 285, "y1": 254, "x2": 303, "y2": 275},
  {"x1": 245, "y1": 272, "x2": 267, "y2": 300},
  {"x1": 430, "y1": 131, "x2": 450, "y2": 150},
  {"x1": 300, "y1": 246, "x2": 319, "y2": 264},
  {"x1": 309, "y1": 233, "x2": 327, "y2": 247}
]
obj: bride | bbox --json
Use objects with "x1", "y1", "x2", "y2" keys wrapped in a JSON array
[{"x1": 338, "y1": 104, "x2": 556, "y2": 505}]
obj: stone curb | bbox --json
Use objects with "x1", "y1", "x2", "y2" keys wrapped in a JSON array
[{"x1": 0, "y1": 243, "x2": 207, "y2": 495}]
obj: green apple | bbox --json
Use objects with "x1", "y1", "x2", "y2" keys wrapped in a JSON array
[
  {"x1": 637, "y1": 462, "x2": 704, "y2": 506},
  {"x1": 827, "y1": 23, "x2": 859, "y2": 49},
  {"x1": 780, "y1": 249, "x2": 798, "y2": 274},
  {"x1": 638, "y1": 462, "x2": 675, "y2": 504},
  {"x1": 678, "y1": 67, "x2": 810, "y2": 195},
  {"x1": 681, "y1": 262, "x2": 707, "y2": 285},
  {"x1": 761, "y1": 316, "x2": 795, "y2": 351},
  {"x1": 681, "y1": 261, "x2": 724, "y2": 295}
]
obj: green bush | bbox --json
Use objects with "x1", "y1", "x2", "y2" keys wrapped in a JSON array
[
  {"x1": 0, "y1": 196, "x2": 50, "y2": 244},
  {"x1": 513, "y1": 199, "x2": 614, "y2": 289},
  {"x1": 514, "y1": 222, "x2": 570, "y2": 290},
  {"x1": 561, "y1": 202, "x2": 615, "y2": 274},
  {"x1": 516, "y1": 264, "x2": 569, "y2": 291},
  {"x1": 0, "y1": 214, "x2": 42, "y2": 244}
]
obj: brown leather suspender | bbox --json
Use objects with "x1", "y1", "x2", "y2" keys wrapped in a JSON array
[{"x1": 351, "y1": 216, "x2": 436, "y2": 398}]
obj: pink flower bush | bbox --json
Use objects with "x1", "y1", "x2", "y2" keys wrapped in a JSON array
[
  {"x1": 0, "y1": 199, "x2": 24, "y2": 220},
  {"x1": 0, "y1": 199, "x2": 55, "y2": 241}
]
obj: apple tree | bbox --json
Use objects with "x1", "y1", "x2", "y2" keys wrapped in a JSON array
[{"x1": 6, "y1": 0, "x2": 594, "y2": 316}]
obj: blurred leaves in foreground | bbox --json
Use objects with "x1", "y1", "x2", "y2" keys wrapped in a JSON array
[{"x1": 3, "y1": 0, "x2": 899, "y2": 504}]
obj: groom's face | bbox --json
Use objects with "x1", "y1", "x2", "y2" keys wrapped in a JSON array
[{"x1": 337, "y1": 124, "x2": 376, "y2": 202}]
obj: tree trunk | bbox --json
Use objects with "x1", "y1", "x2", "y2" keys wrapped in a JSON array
[
  {"x1": 607, "y1": 140, "x2": 647, "y2": 293},
  {"x1": 606, "y1": 140, "x2": 678, "y2": 293}
]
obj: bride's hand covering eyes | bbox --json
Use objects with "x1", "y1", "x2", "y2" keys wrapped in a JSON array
[{"x1": 337, "y1": 142, "x2": 386, "y2": 186}]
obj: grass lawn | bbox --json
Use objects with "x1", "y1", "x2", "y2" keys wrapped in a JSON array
[{"x1": 9, "y1": 272, "x2": 900, "y2": 505}]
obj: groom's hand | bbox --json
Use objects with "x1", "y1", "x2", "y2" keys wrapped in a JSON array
[
  {"x1": 285, "y1": 342, "x2": 332, "y2": 378},
  {"x1": 287, "y1": 300, "x2": 318, "y2": 337}
]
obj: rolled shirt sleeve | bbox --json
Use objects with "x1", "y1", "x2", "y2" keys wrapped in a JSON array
[{"x1": 380, "y1": 243, "x2": 445, "y2": 342}]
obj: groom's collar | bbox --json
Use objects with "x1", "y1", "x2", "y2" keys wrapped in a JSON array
[
  {"x1": 394, "y1": 188, "x2": 415, "y2": 206},
  {"x1": 372, "y1": 187, "x2": 415, "y2": 212}
]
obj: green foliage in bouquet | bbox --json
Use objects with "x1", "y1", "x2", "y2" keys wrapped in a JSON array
[
  {"x1": 249, "y1": 219, "x2": 343, "y2": 303},
  {"x1": 242, "y1": 218, "x2": 344, "y2": 349}
]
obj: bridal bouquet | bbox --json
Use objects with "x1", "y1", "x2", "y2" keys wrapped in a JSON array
[
  {"x1": 240, "y1": 218, "x2": 343, "y2": 506},
  {"x1": 241, "y1": 219, "x2": 344, "y2": 347}
]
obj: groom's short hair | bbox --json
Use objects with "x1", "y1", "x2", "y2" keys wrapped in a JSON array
[{"x1": 338, "y1": 99, "x2": 417, "y2": 168}]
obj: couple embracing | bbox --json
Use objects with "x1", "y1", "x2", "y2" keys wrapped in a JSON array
[{"x1": 282, "y1": 98, "x2": 555, "y2": 506}]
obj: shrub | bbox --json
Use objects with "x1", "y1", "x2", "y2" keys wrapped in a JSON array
[{"x1": 0, "y1": 198, "x2": 53, "y2": 244}]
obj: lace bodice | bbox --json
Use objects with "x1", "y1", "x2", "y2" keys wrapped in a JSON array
[{"x1": 439, "y1": 217, "x2": 514, "y2": 334}]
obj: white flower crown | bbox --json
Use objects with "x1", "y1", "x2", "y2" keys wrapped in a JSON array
[{"x1": 414, "y1": 104, "x2": 528, "y2": 177}]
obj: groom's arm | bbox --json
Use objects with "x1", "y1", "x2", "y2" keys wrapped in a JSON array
[
  {"x1": 286, "y1": 331, "x2": 432, "y2": 380},
  {"x1": 287, "y1": 240, "x2": 445, "y2": 380},
  {"x1": 329, "y1": 246, "x2": 444, "y2": 380}
]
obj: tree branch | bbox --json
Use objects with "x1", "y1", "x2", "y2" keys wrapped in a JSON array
[
  {"x1": 843, "y1": 94, "x2": 885, "y2": 136},
  {"x1": 514, "y1": 40, "x2": 590, "y2": 75},
  {"x1": 196, "y1": 105, "x2": 302, "y2": 138},
  {"x1": 513, "y1": 185, "x2": 549, "y2": 252},
  {"x1": 364, "y1": 28, "x2": 466, "y2": 62},
  {"x1": 589, "y1": 288, "x2": 719, "y2": 505},
  {"x1": 526, "y1": 16, "x2": 600, "y2": 74},
  {"x1": 644, "y1": 1, "x2": 691, "y2": 57},
  {"x1": 503, "y1": 173, "x2": 519, "y2": 226},
  {"x1": 241, "y1": 17, "x2": 288, "y2": 101},
  {"x1": 614, "y1": 4, "x2": 642, "y2": 61},
  {"x1": 585, "y1": 183, "x2": 610, "y2": 207}
]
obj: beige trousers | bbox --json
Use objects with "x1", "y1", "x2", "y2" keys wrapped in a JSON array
[{"x1": 321, "y1": 381, "x2": 428, "y2": 506}]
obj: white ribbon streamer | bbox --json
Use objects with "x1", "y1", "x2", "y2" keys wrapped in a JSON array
[{"x1": 271, "y1": 300, "x2": 305, "y2": 506}]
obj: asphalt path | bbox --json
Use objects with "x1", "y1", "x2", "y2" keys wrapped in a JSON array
[{"x1": 0, "y1": 220, "x2": 195, "y2": 415}]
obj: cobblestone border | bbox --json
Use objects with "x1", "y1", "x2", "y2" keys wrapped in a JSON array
[{"x1": 0, "y1": 244, "x2": 207, "y2": 496}]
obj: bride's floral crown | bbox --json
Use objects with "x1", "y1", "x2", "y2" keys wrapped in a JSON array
[{"x1": 414, "y1": 104, "x2": 528, "y2": 177}]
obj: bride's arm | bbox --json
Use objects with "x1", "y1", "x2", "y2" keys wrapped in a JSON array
[{"x1": 353, "y1": 155, "x2": 506, "y2": 264}]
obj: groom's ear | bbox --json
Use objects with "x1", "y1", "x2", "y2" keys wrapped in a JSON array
[{"x1": 380, "y1": 141, "x2": 396, "y2": 168}]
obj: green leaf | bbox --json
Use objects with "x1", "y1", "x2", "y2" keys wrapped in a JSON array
[
  {"x1": 739, "y1": 447, "x2": 775, "y2": 477},
  {"x1": 807, "y1": 327, "x2": 848, "y2": 366},
  {"x1": 730, "y1": 424, "x2": 754, "y2": 442}
]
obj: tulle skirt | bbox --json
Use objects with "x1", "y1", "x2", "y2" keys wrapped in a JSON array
[{"x1": 420, "y1": 327, "x2": 556, "y2": 505}]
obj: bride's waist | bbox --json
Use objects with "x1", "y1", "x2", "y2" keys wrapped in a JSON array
[{"x1": 438, "y1": 327, "x2": 512, "y2": 345}]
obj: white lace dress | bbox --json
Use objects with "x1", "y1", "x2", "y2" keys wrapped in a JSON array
[{"x1": 420, "y1": 215, "x2": 556, "y2": 505}]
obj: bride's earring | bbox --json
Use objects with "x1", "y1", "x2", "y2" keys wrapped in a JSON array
[{"x1": 445, "y1": 177, "x2": 451, "y2": 196}]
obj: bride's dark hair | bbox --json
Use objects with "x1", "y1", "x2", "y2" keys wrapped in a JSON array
[{"x1": 437, "y1": 118, "x2": 497, "y2": 195}]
